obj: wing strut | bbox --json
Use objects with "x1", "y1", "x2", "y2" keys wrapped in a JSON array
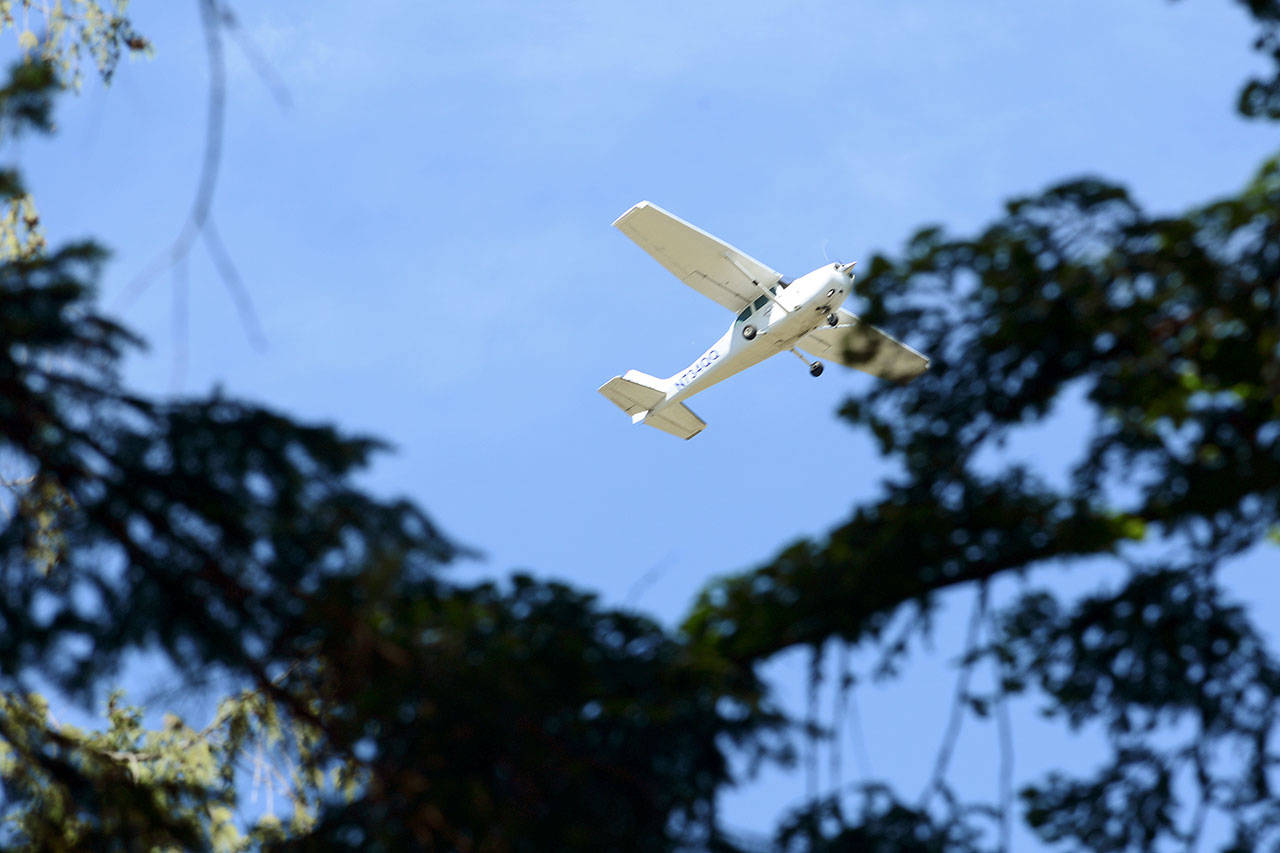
[{"x1": 723, "y1": 253, "x2": 790, "y2": 314}]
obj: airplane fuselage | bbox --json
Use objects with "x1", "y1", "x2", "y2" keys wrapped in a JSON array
[{"x1": 658, "y1": 263, "x2": 853, "y2": 409}]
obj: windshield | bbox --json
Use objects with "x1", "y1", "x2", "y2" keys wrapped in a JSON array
[{"x1": 743, "y1": 283, "x2": 785, "y2": 321}]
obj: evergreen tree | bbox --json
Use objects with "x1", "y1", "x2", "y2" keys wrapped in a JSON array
[
  {"x1": 0, "y1": 52, "x2": 779, "y2": 852},
  {"x1": 2, "y1": 1, "x2": 1279, "y2": 850}
]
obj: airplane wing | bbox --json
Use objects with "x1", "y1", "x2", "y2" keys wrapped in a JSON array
[
  {"x1": 613, "y1": 201, "x2": 782, "y2": 312},
  {"x1": 799, "y1": 309, "x2": 930, "y2": 382}
]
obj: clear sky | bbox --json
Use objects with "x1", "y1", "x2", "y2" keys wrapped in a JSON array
[{"x1": 12, "y1": 0, "x2": 1279, "y2": 843}]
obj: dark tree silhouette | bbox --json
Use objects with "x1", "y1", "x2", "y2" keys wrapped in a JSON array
[
  {"x1": 3, "y1": 1, "x2": 1280, "y2": 851},
  {"x1": 683, "y1": 57, "x2": 1280, "y2": 853},
  {"x1": 1212, "y1": 0, "x2": 1280, "y2": 118},
  {"x1": 0, "y1": 62, "x2": 782, "y2": 850}
]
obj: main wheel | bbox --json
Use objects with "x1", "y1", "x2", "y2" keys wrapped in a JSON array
[
  {"x1": 742, "y1": 324, "x2": 757, "y2": 340},
  {"x1": 827, "y1": 313, "x2": 839, "y2": 326},
  {"x1": 809, "y1": 362, "x2": 824, "y2": 377}
]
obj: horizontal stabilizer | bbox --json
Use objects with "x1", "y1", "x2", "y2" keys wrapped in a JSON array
[
  {"x1": 598, "y1": 373, "x2": 667, "y2": 416},
  {"x1": 598, "y1": 373, "x2": 705, "y2": 439},
  {"x1": 800, "y1": 309, "x2": 930, "y2": 382},
  {"x1": 641, "y1": 402, "x2": 705, "y2": 440}
]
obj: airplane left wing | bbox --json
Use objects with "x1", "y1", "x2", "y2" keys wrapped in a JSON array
[
  {"x1": 800, "y1": 309, "x2": 930, "y2": 382},
  {"x1": 613, "y1": 201, "x2": 782, "y2": 312}
]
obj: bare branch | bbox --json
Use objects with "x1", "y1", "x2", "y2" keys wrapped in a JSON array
[
  {"x1": 806, "y1": 644, "x2": 823, "y2": 802},
  {"x1": 624, "y1": 551, "x2": 676, "y2": 607},
  {"x1": 170, "y1": 252, "x2": 188, "y2": 392},
  {"x1": 203, "y1": 216, "x2": 267, "y2": 351},
  {"x1": 218, "y1": 5, "x2": 292, "y2": 110},
  {"x1": 920, "y1": 582, "x2": 988, "y2": 806},
  {"x1": 1184, "y1": 740, "x2": 1211, "y2": 852},
  {"x1": 116, "y1": 0, "x2": 223, "y2": 308},
  {"x1": 991, "y1": 610, "x2": 1014, "y2": 853},
  {"x1": 829, "y1": 641, "x2": 849, "y2": 795},
  {"x1": 113, "y1": 0, "x2": 269, "y2": 367},
  {"x1": 847, "y1": 684, "x2": 873, "y2": 781}
]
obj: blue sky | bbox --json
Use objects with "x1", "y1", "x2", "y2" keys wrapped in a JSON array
[{"x1": 12, "y1": 0, "x2": 1280, "y2": 843}]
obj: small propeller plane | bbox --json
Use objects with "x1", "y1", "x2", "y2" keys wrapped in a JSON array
[{"x1": 599, "y1": 201, "x2": 930, "y2": 439}]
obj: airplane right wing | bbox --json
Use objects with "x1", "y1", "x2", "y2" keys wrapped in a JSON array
[
  {"x1": 612, "y1": 201, "x2": 782, "y2": 312},
  {"x1": 799, "y1": 309, "x2": 930, "y2": 382}
]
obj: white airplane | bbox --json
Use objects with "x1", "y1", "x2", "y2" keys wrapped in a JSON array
[{"x1": 599, "y1": 201, "x2": 930, "y2": 439}]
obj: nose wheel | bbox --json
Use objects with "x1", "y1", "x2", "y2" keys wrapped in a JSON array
[
  {"x1": 827, "y1": 313, "x2": 839, "y2": 327},
  {"x1": 790, "y1": 347, "x2": 824, "y2": 377}
]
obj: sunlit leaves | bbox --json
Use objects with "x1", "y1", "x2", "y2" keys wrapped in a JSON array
[
  {"x1": 0, "y1": 0, "x2": 149, "y2": 88},
  {"x1": 0, "y1": 193, "x2": 43, "y2": 262},
  {"x1": 0, "y1": 685, "x2": 338, "y2": 850}
]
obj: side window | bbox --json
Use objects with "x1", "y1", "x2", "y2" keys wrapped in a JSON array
[
  {"x1": 753, "y1": 294, "x2": 768, "y2": 310},
  {"x1": 738, "y1": 305, "x2": 752, "y2": 322}
]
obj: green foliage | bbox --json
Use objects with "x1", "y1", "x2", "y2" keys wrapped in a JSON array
[
  {"x1": 0, "y1": 683, "x2": 337, "y2": 850},
  {"x1": 0, "y1": 60, "x2": 56, "y2": 262},
  {"x1": 0, "y1": 690, "x2": 226, "y2": 850},
  {"x1": 682, "y1": 153, "x2": 1280, "y2": 846},
  {"x1": 1220, "y1": 0, "x2": 1280, "y2": 118},
  {"x1": 776, "y1": 787, "x2": 995, "y2": 853},
  {"x1": 0, "y1": 0, "x2": 150, "y2": 88},
  {"x1": 0, "y1": 47, "x2": 779, "y2": 850},
  {"x1": 1021, "y1": 747, "x2": 1178, "y2": 851},
  {"x1": 3, "y1": 1, "x2": 1280, "y2": 850},
  {"x1": 271, "y1": 574, "x2": 781, "y2": 850},
  {"x1": 0, "y1": 196, "x2": 780, "y2": 846}
]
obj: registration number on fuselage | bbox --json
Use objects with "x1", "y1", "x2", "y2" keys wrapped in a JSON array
[{"x1": 673, "y1": 348, "x2": 719, "y2": 389}]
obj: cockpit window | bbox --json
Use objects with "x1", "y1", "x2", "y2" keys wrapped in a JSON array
[
  {"x1": 753, "y1": 294, "x2": 768, "y2": 310},
  {"x1": 738, "y1": 305, "x2": 752, "y2": 322}
]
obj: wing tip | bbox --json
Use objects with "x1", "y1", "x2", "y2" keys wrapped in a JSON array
[{"x1": 611, "y1": 200, "x2": 652, "y2": 229}]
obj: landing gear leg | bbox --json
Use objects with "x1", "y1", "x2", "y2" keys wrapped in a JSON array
[{"x1": 789, "y1": 348, "x2": 824, "y2": 377}]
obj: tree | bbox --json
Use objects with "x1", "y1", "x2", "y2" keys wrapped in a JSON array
[
  {"x1": 0, "y1": 38, "x2": 781, "y2": 853},
  {"x1": 3, "y1": 0, "x2": 1280, "y2": 850},
  {"x1": 683, "y1": 10, "x2": 1280, "y2": 848}
]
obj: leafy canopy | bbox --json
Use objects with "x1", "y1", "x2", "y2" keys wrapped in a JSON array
[
  {"x1": 4, "y1": 0, "x2": 1280, "y2": 850},
  {"x1": 0, "y1": 56, "x2": 779, "y2": 852},
  {"x1": 684, "y1": 105, "x2": 1280, "y2": 853}
]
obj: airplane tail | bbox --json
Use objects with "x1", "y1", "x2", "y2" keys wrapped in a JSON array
[{"x1": 597, "y1": 370, "x2": 706, "y2": 440}]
